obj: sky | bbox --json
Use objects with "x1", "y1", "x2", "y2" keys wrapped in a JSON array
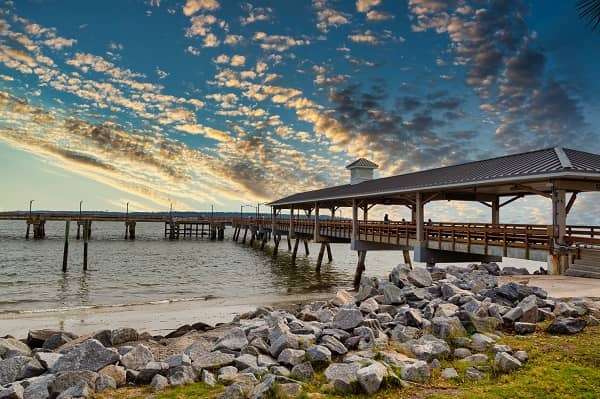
[{"x1": 1, "y1": 0, "x2": 599, "y2": 224}]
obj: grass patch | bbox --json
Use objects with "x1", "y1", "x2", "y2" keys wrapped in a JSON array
[{"x1": 96, "y1": 326, "x2": 600, "y2": 399}]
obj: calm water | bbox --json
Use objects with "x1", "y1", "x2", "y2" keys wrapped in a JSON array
[{"x1": 0, "y1": 220, "x2": 543, "y2": 314}]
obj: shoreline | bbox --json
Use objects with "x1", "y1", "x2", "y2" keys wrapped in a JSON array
[
  {"x1": 2, "y1": 275, "x2": 600, "y2": 340},
  {"x1": 0, "y1": 292, "x2": 335, "y2": 339}
]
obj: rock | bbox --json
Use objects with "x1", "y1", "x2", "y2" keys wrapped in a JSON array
[
  {"x1": 0, "y1": 339, "x2": 31, "y2": 359},
  {"x1": 110, "y1": 328, "x2": 138, "y2": 346},
  {"x1": 215, "y1": 328, "x2": 248, "y2": 351},
  {"x1": 453, "y1": 348, "x2": 472, "y2": 359},
  {"x1": 408, "y1": 267, "x2": 433, "y2": 287},
  {"x1": 0, "y1": 356, "x2": 44, "y2": 385},
  {"x1": 168, "y1": 365, "x2": 196, "y2": 386},
  {"x1": 400, "y1": 360, "x2": 430, "y2": 383},
  {"x1": 151, "y1": 374, "x2": 169, "y2": 391},
  {"x1": 249, "y1": 374, "x2": 275, "y2": 398},
  {"x1": 257, "y1": 354, "x2": 277, "y2": 368},
  {"x1": 269, "y1": 333, "x2": 299, "y2": 357},
  {"x1": 465, "y1": 367, "x2": 484, "y2": 380},
  {"x1": 517, "y1": 295, "x2": 539, "y2": 324},
  {"x1": 277, "y1": 349, "x2": 305, "y2": 367},
  {"x1": 49, "y1": 371, "x2": 98, "y2": 397},
  {"x1": 0, "y1": 385, "x2": 24, "y2": 399},
  {"x1": 547, "y1": 317, "x2": 587, "y2": 335},
  {"x1": 34, "y1": 352, "x2": 63, "y2": 370},
  {"x1": 408, "y1": 335, "x2": 451, "y2": 361},
  {"x1": 357, "y1": 362, "x2": 386, "y2": 394},
  {"x1": 184, "y1": 338, "x2": 213, "y2": 360},
  {"x1": 191, "y1": 351, "x2": 235, "y2": 369},
  {"x1": 324, "y1": 363, "x2": 360, "y2": 393},
  {"x1": 379, "y1": 350, "x2": 413, "y2": 368},
  {"x1": 501, "y1": 266, "x2": 530, "y2": 276},
  {"x1": 95, "y1": 374, "x2": 117, "y2": 392},
  {"x1": 390, "y1": 325, "x2": 419, "y2": 343},
  {"x1": 405, "y1": 309, "x2": 425, "y2": 328},
  {"x1": 514, "y1": 322, "x2": 536, "y2": 335},
  {"x1": 435, "y1": 303, "x2": 459, "y2": 318},
  {"x1": 320, "y1": 335, "x2": 347, "y2": 355},
  {"x1": 42, "y1": 334, "x2": 73, "y2": 351},
  {"x1": 120, "y1": 344, "x2": 153, "y2": 370},
  {"x1": 136, "y1": 361, "x2": 169, "y2": 384},
  {"x1": 164, "y1": 322, "x2": 213, "y2": 339},
  {"x1": 441, "y1": 367, "x2": 459, "y2": 380},
  {"x1": 390, "y1": 264, "x2": 411, "y2": 287},
  {"x1": 316, "y1": 309, "x2": 334, "y2": 323},
  {"x1": 22, "y1": 374, "x2": 55, "y2": 399},
  {"x1": 355, "y1": 277, "x2": 378, "y2": 302},
  {"x1": 91, "y1": 330, "x2": 112, "y2": 348},
  {"x1": 271, "y1": 366, "x2": 290, "y2": 377},
  {"x1": 275, "y1": 382, "x2": 302, "y2": 398},
  {"x1": 502, "y1": 307, "x2": 523, "y2": 324},
  {"x1": 495, "y1": 352, "x2": 522, "y2": 373},
  {"x1": 431, "y1": 316, "x2": 467, "y2": 340},
  {"x1": 331, "y1": 290, "x2": 353, "y2": 307},
  {"x1": 221, "y1": 383, "x2": 245, "y2": 399},
  {"x1": 460, "y1": 354, "x2": 488, "y2": 366},
  {"x1": 306, "y1": 345, "x2": 331, "y2": 365},
  {"x1": 56, "y1": 381, "x2": 92, "y2": 399},
  {"x1": 290, "y1": 362, "x2": 314, "y2": 381},
  {"x1": 383, "y1": 285, "x2": 405, "y2": 305},
  {"x1": 51, "y1": 339, "x2": 119, "y2": 373},
  {"x1": 469, "y1": 333, "x2": 495, "y2": 352},
  {"x1": 332, "y1": 308, "x2": 364, "y2": 330},
  {"x1": 201, "y1": 369, "x2": 216, "y2": 386},
  {"x1": 166, "y1": 354, "x2": 192, "y2": 369},
  {"x1": 234, "y1": 354, "x2": 258, "y2": 370},
  {"x1": 513, "y1": 351, "x2": 528, "y2": 363},
  {"x1": 359, "y1": 298, "x2": 379, "y2": 314},
  {"x1": 99, "y1": 364, "x2": 126, "y2": 387}
]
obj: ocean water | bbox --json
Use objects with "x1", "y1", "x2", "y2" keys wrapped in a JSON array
[{"x1": 0, "y1": 220, "x2": 544, "y2": 314}]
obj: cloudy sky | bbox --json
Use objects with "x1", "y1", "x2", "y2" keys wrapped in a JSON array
[{"x1": 1, "y1": 0, "x2": 599, "y2": 223}]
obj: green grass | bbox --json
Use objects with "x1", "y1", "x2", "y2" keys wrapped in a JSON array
[{"x1": 96, "y1": 326, "x2": 600, "y2": 399}]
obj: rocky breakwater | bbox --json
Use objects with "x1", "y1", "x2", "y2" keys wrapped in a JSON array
[{"x1": 1, "y1": 263, "x2": 600, "y2": 399}]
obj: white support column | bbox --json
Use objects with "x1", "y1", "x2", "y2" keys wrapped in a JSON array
[
  {"x1": 352, "y1": 199, "x2": 358, "y2": 245},
  {"x1": 491, "y1": 197, "x2": 500, "y2": 225},
  {"x1": 314, "y1": 202, "x2": 320, "y2": 242}
]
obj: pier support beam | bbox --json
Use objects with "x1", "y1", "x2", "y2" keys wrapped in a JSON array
[
  {"x1": 316, "y1": 242, "x2": 326, "y2": 272},
  {"x1": 125, "y1": 221, "x2": 136, "y2": 240},
  {"x1": 326, "y1": 243, "x2": 332, "y2": 262},
  {"x1": 25, "y1": 222, "x2": 30, "y2": 239},
  {"x1": 403, "y1": 249, "x2": 412, "y2": 269},
  {"x1": 83, "y1": 221, "x2": 89, "y2": 271},
  {"x1": 273, "y1": 235, "x2": 281, "y2": 257},
  {"x1": 291, "y1": 238, "x2": 300, "y2": 262},
  {"x1": 242, "y1": 227, "x2": 248, "y2": 244},
  {"x1": 491, "y1": 197, "x2": 500, "y2": 225},
  {"x1": 62, "y1": 221, "x2": 70, "y2": 272},
  {"x1": 314, "y1": 202, "x2": 320, "y2": 242},
  {"x1": 550, "y1": 188, "x2": 568, "y2": 275},
  {"x1": 353, "y1": 250, "x2": 367, "y2": 288},
  {"x1": 303, "y1": 240, "x2": 309, "y2": 256}
]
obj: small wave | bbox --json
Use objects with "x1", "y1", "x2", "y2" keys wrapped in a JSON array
[{"x1": 0, "y1": 295, "x2": 220, "y2": 315}]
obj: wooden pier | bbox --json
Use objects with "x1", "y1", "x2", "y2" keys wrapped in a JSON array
[{"x1": 232, "y1": 148, "x2": 600, "y2": 285}]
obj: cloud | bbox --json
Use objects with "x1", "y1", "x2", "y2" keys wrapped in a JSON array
[
  {"x1": 185, "y1": 14, "x2": 218, "y2": 37},
  {"x1": 348, "y1": 31, "x2": 379, "y2": 44},
  {"x1": 203, "y1": 33, "x2": 220, "y2": 47},
  {"x1": 42, "y1": 37, "x2": 77, "y2": 50},
  {"x1": 356, "y1": 0, "x2": 381, "y2": 13},
  {"x1": 253, "y1": 32, "x2": 309, "y2": 52},
  {"x1": 240, "y1": 4, "x2": 271, "y2": 25},
  {"x1": 230, "y1": 54, "x2": 245, "y2": 67},
  {"x1": 313, "y1": 0, "x2": 351, "y2": 33},
  {"x1": 183, "y1": 0, "x2": 219, "y2": 17},
  {"x1": 366, "y1": 10, "x2": 393, "y2": 21}
]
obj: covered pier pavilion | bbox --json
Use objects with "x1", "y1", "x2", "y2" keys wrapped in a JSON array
[{"x1": 233, "y1": 147, "x2": 600, "y2": 286}]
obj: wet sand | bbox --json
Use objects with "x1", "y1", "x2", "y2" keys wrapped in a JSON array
[{"x1": 0, "y1": 292, "x2": 334, "y2": 339}]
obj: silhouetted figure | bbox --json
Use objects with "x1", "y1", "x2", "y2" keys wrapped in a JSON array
[{"x1": 384, "y1": 214, "x2": 390, "y2": 224}]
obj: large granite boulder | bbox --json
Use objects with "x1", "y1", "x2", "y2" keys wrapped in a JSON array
[
  {"x1": 0, "y1": 356, "x2": 44, "y2": 385},
  {"x1": 120, "y1": 345, "x2": 154, "y2": 370},
  {"x1": 332, "y1": 309, "x2": 364, "y2": 330},
  {"x1": 546, "y1": 317, "x2": 587, "y2": 335},
  {"x1": 324, "y1": 363, "x2": 360, "y2": 393},
  {"x1": 51, "y1": 340, "x2": 119, "y2": 373}
]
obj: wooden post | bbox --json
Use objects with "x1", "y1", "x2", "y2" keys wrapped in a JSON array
[
  {"x1": 492, "y1": 196, "x2": 500, "y2": 225},
  {"x1": 316, "y1": 242, "x2": 326, "y2": 272},
  {"x1": 271, "y1": 207, "x2": 276, "y2": 240},
  {"x1": 314, "y1": 202, "x2": 320, "y2": 242},
  {"x1": 291, "y1": 238, "x2": 300, "y2": 262},
  {"x1": 326, "y1": 243, "x2": 333, "y2": 262},
  {"x1": 242, "y1": 227, "x2": 248, "y2": 244},
  {"x1": 303, "y1": 240, "x2": 309, "y2": 256},
  {"x1": 260, "y1": 235, "x2": 267, "y2": 250},
  {"x1": 403, "y1": 249, "x2": 412, "y2": 269},
  {"x1": 273, "y1": 235, "x2": 280, "y2": 257},
  {"x1": 62, "y1": 220, "x2": 70, "y2": 272},
  {"x1": 353, "y1": 250, "x2": 367, "y2": 288},
  {"x1": 129, "y1": 222, "x2": 136, "y2": 240},
  {"x1": 551, "y1": 188, "x2": 567, "y2": 274},
  {"x1": 83, "y1": 221, "x2": 89, "y2": 271},
  {"x1": 287, "y1": 237, "x2": 292, "y2": 251},
  {"x1": 351, "y1": 199, "x2": 358, "y2": 245},
  {"x1": 25, "y1": 222, "x2": 30, "y2": 239},
  {"x1": 124, "y1": 222, "x2": 128, "y2": 240},
  {"x1": 250, "y1": 230, "x2": 255, "y2": 246},
  {"x1": 416, "y1": 192, "x2": 424, "y2": 242},
  {"x1": 289, "y1": 207, "x2": 294, "y2": 240}
]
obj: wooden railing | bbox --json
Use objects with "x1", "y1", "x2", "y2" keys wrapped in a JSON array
[{"x1": 232, "y1": 217, "x2": 600, "y2": 252}]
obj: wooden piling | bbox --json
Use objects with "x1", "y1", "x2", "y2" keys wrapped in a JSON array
[
  {"x1": 77, "y1": 223, "x2": 81, "y2": 240},
  {"x1": 291, "y1": 238, "x2": 300, "y2": 262},
  {"x1": 242, "y1": 228, "x2": 248, "y2": 244},
  {"x1": 83, "y1": 221, "x2": 89, "y2": 271},
  {"x1": 316, "y1": 242, "x2": 326, "y2": 272},
  {"x1": 62, "y1": 220, "x2": 70, "y2": 272},
  {"x1": 303, "y1": 240, "x2": 310, "y2": 256},
  {"x1": 353, "y1": 250, "x2": 367, "y2": 288},
  {"x1": 403, "y1": 250, "x2": 413, "y2": 269},
  {"x1": 287, "y1": 237, "x2": 292, "y2": 251},
  {"x1": 272, "y1": 235, "x2": 280, "y2": 257},
  {"x1": 260, "y1": 235, "x2": 267, "y2": 250},
  {"x1": 25, "y1": 223, "x2": 30, "y2": 239},
  {"x1": 326, "y1": 243, "x2": 332, "y2": 262}
]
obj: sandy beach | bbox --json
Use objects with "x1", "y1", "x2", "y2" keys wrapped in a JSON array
[{"x1": 0, "y1": 292, "x2": 334, "y2": 339}]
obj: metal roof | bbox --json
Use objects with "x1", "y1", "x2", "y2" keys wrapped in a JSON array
[
  {"x1": 270, "y1": 147, "x2": 600, "y2": 207},
  {"x1": 346, "y1": 158, "x2": 379, "y2": 169}
]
